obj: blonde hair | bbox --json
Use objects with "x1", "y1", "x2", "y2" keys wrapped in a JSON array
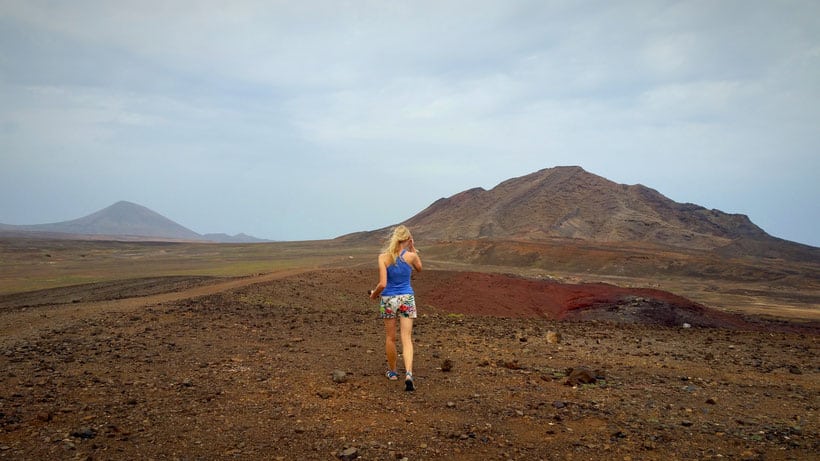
[{"x1": 383, "y1": 225, "x2": 412, "y2": 266}]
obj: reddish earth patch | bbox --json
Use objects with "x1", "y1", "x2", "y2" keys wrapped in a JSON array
[{"x1": 417, "y1": 271, "x2": 762, "y2": 330}]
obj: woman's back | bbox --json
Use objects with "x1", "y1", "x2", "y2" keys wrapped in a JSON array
[{"x1": 383, "y1": 250, "x2": 413, "y2": 296}]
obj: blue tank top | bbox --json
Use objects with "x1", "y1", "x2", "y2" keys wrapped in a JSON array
[{"x1": 382, "y1": 250, "x2": 414, "y2": 296}]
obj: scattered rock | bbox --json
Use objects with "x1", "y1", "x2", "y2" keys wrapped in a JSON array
[
  {"x1": 332, "y1": 370, "x2": 347, "y2": 383},
  {"x1": 317, "y1": 387, "x2": 335, "y2": 399},
  {"x1": 546, "y1": 331, "x2": 561, "y2": 344},
  {"x1": 564, "y1": 366, "x2": 603, "y2": 386},
  {"x1": 704, "y1": 352, "x2": 715, "y2": 361},
  {"x1": 500, "y1": 359, "x2": 521, "y2": 370},
  {"x1": 441, "y1": 358, "x2": 453, "y2": 372},
  {"x1": 611, "y1": 430, "x2": 628, "y2": 439},
  {"x1": 337, "y1": 446, "x2": 358, "y2": 460},
  {"x1": 739, "y1": 449, "x2": 759, "y2": 460},
  {"x1": 70, "y1": 427, "x2": 96, "y2": 439}
]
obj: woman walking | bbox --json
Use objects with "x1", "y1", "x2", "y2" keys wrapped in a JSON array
[{"x1": 369, "y1": 225, "x2": 423, "y2": 391}]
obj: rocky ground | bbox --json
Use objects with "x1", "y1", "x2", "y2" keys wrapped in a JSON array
[{"x1": 0, "y1": 268, "x2": 817, "y2": 460}]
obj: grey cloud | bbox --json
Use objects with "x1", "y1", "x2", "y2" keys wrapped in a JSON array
[{"x1": 1, "y1": 1, "x2": 818, "y2": 244}]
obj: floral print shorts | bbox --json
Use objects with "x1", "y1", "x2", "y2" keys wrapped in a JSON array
[{"x1": 379, "y1": 294, "x2": 417, "y2": 319}]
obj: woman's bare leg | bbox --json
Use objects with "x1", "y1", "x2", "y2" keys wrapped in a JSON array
[
  {"x1": 384, "y1": 318, "x2": 397, "y2": 372},
  {"x1": 399, "y1": 317, "x2": 414, "y2": 375}
]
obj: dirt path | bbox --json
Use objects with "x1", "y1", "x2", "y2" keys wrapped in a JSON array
[{"x1": 0, "y1": 268, "x2": 314, "y2": 348}]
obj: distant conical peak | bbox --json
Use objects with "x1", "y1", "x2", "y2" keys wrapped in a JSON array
[{"x1": 0, "y1": 201, "x2": 268, "y2": 243}]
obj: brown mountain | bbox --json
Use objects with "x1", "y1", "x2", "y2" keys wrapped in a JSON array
[{"x1": 346, "y1": 166, "x2": 817, "y2": 261}]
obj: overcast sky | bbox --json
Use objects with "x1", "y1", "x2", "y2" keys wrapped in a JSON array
[{"x1": 1, "y1": 1, "x2": 818, "y2": 246}]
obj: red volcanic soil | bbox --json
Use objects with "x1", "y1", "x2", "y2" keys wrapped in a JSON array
[
  {"x1": 419, "y1": 271, "x2": 697, "y2": 318},
  {"x1": 415, "y1": 271, "x2": 758, "y2": 331}
]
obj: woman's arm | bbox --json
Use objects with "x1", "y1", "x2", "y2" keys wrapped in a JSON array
[
  {"x1": 370, "y1": 254, "x2": 388, "y2": 299},
  {"x1": 405, "y1": 249, "x2": 422, "y2": 272}
]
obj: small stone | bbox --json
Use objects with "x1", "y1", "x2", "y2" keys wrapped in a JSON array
[
  {"x1": 441, "y1": 359, "x2": 453, "y2": 372},
  {"x1": 317, "y1": 387, "x2": 335, "y2": 399},
  {"x1": 740, "y1": 449, "x2": 758, "y2": 460},
  {"x1": 681, "y1": 420, "x2": 693, "y2": 427},
  {"x1": 446, "y1": 401, "x2": 456, "y2": 408},
  {"x1": 71, "y1": 427, "x2": 96, "y2": 439},
  {"x1": 501, "y1": 360, "x2": 521, "y2": 370},
  {"x1": 706, "y1": 397, "x2": 717, "y2": 405},
  {"x1": 564, "y1": 366, "x2": 599, "y2": 385},
  {"x1": 788, "y1": 365, "x2": 802, "y2": 375},
  {"x1": 338, "y1": 447, "x2": 358, "y2": 460},
  {"x1": 332, "y1": 370, "x2": 347, "y2": 383},
  {"x1": 611, "y1": 430, "x2": 628, "y2": 439},
  {"x1": 546, "y1": 331, "x2": 561, "y2": 344}
]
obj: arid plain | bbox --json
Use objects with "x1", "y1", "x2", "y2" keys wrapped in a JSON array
[{"x1": 0, "y1": 237, "x2": 817, "y2": 460}]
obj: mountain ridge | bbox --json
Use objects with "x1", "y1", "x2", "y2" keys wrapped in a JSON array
[{"x1": 343, "y1": 166, "x2": 816, "y2": 261}]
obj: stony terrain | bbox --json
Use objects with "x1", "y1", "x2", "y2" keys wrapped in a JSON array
[{"x1": 1, "y1": 268, "x2": 817, "y2": 460}]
